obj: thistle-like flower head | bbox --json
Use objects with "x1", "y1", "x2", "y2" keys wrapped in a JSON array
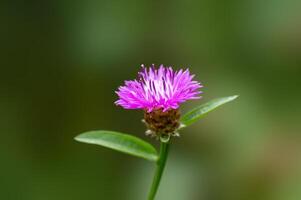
[
  {"x1": 115, "y1": 64, "x2": 203, "y2": 139},
  {"x1": 115, "y1": 64, "x2": 203, "y2": 112}
]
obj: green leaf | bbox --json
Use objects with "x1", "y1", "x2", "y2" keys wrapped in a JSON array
[
  {"x1": 180, "y1": 95, "x2": 239, "y2": 127},
  {"x1": 74, "y1": 130, "x2": 158, "y2": 162}
]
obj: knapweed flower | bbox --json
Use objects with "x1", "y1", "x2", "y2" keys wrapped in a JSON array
[{"x1": 115, "y1": 64, "x2": 203, "y2": 138}]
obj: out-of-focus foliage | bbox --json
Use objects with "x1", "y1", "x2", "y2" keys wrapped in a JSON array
[{"x1": 1, "y1": 0, "x2": 300, "y2": 200}]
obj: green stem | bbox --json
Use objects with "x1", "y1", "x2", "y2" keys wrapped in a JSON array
[{"x1": 148, "y1": 141, "x2": 170, "y2": 200}]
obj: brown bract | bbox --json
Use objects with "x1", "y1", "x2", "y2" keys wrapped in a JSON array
[{"x1": 143, "y1": 108, "x2": 181, "y2": 138}]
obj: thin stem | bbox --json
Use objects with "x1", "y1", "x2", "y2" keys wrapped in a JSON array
[{"x1": 148, "y1": 141, "x2": 170, "y2": 200}]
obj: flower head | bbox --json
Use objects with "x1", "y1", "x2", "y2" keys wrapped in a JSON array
[{"x1": 115, "y1": 64, "x2": 203, "y2": 112}]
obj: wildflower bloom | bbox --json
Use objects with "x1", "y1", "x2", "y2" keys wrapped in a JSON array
[
  {"x1": 115, "y1": 64, "x2": 203, "y2": 138},
  {"x1": 116, "y1": 64, "x2": 202, "y2": 111}
]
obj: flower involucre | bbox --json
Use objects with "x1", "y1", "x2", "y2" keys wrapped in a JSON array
[{"x1": 115, "y1": 64, "x2": 203, "y2": 112}]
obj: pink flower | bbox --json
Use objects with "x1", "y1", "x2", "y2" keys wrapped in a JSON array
[{"x1": 115, "y1": 64, "x2": 203, "y2": 112}]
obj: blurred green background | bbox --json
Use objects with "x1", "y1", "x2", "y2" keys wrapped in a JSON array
[{"x1": 1, "y1": 0, "x2": 301, "y2": 200}]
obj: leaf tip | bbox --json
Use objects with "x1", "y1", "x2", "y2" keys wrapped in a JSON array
[
  {"x1": 74, "y1": 134, "x2": 84, "y2": 142},
  {"x1": 230, "y1": 95, "x2": 239, "y2": 100}
]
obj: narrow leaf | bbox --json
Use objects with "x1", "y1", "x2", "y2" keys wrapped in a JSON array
[
  {"x1": 181, "y1": 95, "x2": 238, "y2": 127},
  {"x1": 75, "y1": 130, "x2": 158, "y2": 162}
]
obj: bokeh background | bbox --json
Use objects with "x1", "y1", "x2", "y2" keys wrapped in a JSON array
[{"x1": 1, "y1": 0, "x2": 301, "y2": 200}]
